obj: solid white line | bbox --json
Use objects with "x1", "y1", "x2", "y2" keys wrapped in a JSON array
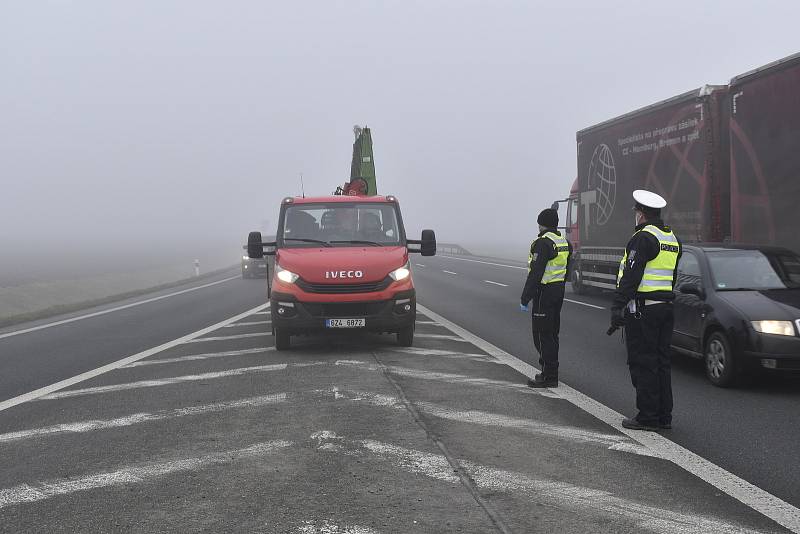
[
  {"x1": 0, "y1": 303, "x2": 269, "y2": 413},
  {"x1": 484, "y1": 280, "x2": 509, "y2": 287},
  {"x1": 223, "y1": 320, "x2": 271, "y2": 327},
  {"x1": 564, "y1": 298, "x2": 605, "y2": 310},
  {"x1": 0, "y1": 275, "x2": 240, "y2": 341},
  {"x1": 124, "y1": 347, "x2": 275, "y2": 367},
  {"x1": 0, "y1": 440, "x2": 293, "y2": 509},
  {"x1": 183, "y1": 332, "x2": 271, "y2": 343},
  {"x1": 416, "y1": 303, "x2": 800, "y2": 532},
  {"x1": 39, "y1": 364, "x2": 289, "y2": 400},
  {"x1": 442, "y1": 270, "x2": 458, "y2": 275},
  {"x1": 0, "y1": 394, "x2": 287, "y2": 444},
  {"x1": 438, "y1": 255, "x2": 526, "y2": 270}
]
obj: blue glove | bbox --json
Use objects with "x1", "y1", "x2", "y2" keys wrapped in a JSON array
[{"x1": 519, "y1": 303, "x2": 529, "y2": 312}]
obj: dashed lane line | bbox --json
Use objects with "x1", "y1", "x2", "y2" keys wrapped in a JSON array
[
  {"x1": 0, "y1": 440, "x2": 293, "y2": 510},
  {"x1": 0, "y1": 394, "x2": 287, "y2": 444},
  {"x1": 416, "y1": 303, "x2": 800, "y2": 533},
  {"x1": 564, "y1": 298, "x2": 605, "y2": 310},
  {"x1": 0, "y1": 275, "x2": 240, "y2": 341},
  {"x1": 483, "y1": 280, "x2": 509, "y2": 287},
  {"x1": 0, "y1": 303, "x2": 268, "y2": 413},
  {"x1": 438, "y1": 255, "x2": 526, "y2": 270},
  {"x1": 442, "y1": 270, "x2": 458, "y2": 275}
]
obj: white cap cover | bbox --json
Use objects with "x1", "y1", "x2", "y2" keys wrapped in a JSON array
[{"x1": 632, "y1": 189, "x2": 667, "y2": 209}]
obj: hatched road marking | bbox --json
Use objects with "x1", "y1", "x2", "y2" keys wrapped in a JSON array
[
  {"x1": 183, "y1": 332, "x2": 271, "y2": 343},
  {"x1": 123, "y1": 347, "x2": 275, "y2": 367},
  {"x1": 417, "y1": 303, "x2": 800, "y2": 533}
]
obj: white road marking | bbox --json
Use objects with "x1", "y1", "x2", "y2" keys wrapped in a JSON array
[
  {"x1": 223, "y1": 320, "x2": 271, "y2": 327},
  {"x1": 483, "y1": 280, "x2": 509, "y2": 287},
  {"x1": 0, "y1": 394, "x2": 287, "y2": 444},
  {"x1": 183, "y1": 332, "x2": 271, "y2": 343},
  {"x1": 124, "y1": 347, "x2": 275, "y2": 367},
  {"x1": 387, "y1": 347, "x2": 500, "y2": 364},
  {"x1": 417, "y1": 303, "x2": 800, "y2": 533},
  {"x1": 334, "y1": 360, "x2": 561, "y2": 399},
  {"x1": 38, "y1": 364, "x2": 289, "y2": 400},
  {"x1": 564, "y1": 298, "x2": 605, "y2": 310},
  {"x1": 439, "y1": 255, "x2": 526, "y2": 270},
  {"x1": 442, "y1": 270, "x2": 458, "y2": 275},
  {"x1": 252, "y1": 311, "x2": 271, "y2": 315},
  {"x1": 413, "y1": 333, "x2": 469, "y2": 342},
  {"x1": 0, "y1": 275, "x2": 240, "y2": 340},
  {"x1": 414, "y1": 320, "x2": 441, "y2": 326},
  {"x1": 415, "y1": 264, "x2": 426, "y2": 267},
  {"x1": 314, "y1": 433, "x2": 773, "y2": 534},
  {"x1": 325, "y1": 389, "x2": 652, "y2": 457},
  {"x1": 0, "y1": 303, "x2": 269, "y2": 413},
  {"x1": 0, "y1": 440, "x2": 293, "y2": 510},
  {"x1": 297, "y1": 520, "x2": 380, "y2": 534}
]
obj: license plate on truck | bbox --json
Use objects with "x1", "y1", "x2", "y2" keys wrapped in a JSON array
[{"x1": 325, "y1": 318, "x2": 365, "y2": 328}]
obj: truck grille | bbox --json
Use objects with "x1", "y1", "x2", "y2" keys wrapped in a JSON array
[
  {"x1": 303, "y1": 301, "x2": 387, "y2": 317},
  {"x1": 296, "y1": 277, "x2": 392, "y2": 294}
]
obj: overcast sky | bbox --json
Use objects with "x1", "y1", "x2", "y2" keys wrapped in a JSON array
[{"x1": 2, "y1": 0, "x2": 799, "y2": 261}]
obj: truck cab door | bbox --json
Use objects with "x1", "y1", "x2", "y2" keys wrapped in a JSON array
[{"x1": 673, "y1": 252, "x2": 705, "y2": 354}]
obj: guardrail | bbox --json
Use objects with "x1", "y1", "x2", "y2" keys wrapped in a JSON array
[{"x1": 436, "y1": 243, "x2": 472, "y2": 256}]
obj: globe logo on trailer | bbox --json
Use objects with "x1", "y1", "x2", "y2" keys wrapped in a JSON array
[{"x1": 587, "y1": 144, "x2": 617, "y2": 225}]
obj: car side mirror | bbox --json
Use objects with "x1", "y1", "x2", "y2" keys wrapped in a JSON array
[
  {"x1": 421, "y1": 229, "x2": 436, "y2": 257},
  {"x1": 679, "y1": 282, "x2": 706, "y2": 300},
  {"x1": 247, "y1": 231, "x2": 276, "y2": 258}
]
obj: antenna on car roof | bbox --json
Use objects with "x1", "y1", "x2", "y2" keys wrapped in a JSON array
[{"x1": 299, "y1": 173, "x2": 305, "y2": 198}]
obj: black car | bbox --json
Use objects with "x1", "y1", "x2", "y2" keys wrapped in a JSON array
[
  {"x1": 241, "y1": 248, "x2": 269, "y2": 278},
  {"x1": 672, "y1": 244, "x2": 800, "y2": 386}
]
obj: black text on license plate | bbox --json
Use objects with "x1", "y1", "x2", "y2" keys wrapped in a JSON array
[{"x1": 326, "y1": 318, "x2": 365, "y2": 328}]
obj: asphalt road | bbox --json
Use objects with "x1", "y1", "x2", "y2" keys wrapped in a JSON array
[
  {"x1": 411, "y1": 254, "x2": 800, "y2": 509},
  {"x1": 0, "y1": 264, "x2": 796, "y2": 532}
]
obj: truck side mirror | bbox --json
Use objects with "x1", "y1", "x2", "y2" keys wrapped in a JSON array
[
  {"x1": 421, "y1": 229, "x2": 436, "y2": 257},
  {"x1": 247, "y1": 231, "x2": 264, "y2": 259}
]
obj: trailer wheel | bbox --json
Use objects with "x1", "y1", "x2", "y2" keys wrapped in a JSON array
[
  {"x1": 275, "y1": 328, "x2": 291, "y2": 351},
  {"x1": 397, "y1": 324, "x2": 414, "y2": 347}
]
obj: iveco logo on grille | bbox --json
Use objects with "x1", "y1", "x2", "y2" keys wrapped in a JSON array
[{"x1": 325, "y1": 270, "x2": 364, "y2": 279}]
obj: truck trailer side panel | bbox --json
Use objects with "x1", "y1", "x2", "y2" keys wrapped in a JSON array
[{"x1": 727, "y1": 53, "x2": 800, "y2": 254}]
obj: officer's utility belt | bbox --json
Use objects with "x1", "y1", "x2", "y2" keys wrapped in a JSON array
[{"x1": 626, "y1": 298, "x2": 671, "y2": 315}]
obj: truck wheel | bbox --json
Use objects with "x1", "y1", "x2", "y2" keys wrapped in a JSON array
[
  {"x1": 397, "y1": 324, "x2": 414, "y2": 347},
  {"x1": 275, "y1": 328, "x2": 290, "y2": 351},
  {"x1": 704, "y1": 331, "x2": 738, "y2": 387}
]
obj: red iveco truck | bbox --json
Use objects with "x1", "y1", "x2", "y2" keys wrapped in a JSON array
[
  {"x1": 247, "y1": 127, "x2": 436, "y2": 350},
  {"x1": 561, "y1": 52, "x2": 800, "y2": 293}
]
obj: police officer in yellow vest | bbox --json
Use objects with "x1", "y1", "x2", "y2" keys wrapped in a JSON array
[
  {"x1": 611, "y1": 190, "x2": 682, "y2": 431},
  {"x1": 521, "y1": 208, "x2": 571, "y2": 388}
]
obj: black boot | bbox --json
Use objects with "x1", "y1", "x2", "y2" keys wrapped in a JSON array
[{"x1": 527, "y1": 374, "x2": 558, "y2": 388}]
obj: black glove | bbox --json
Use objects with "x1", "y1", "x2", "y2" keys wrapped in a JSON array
[{"x1": 610, "y1": 307, "x2": 626, "y2": 328}]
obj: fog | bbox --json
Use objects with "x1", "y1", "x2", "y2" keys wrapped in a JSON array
[{"x1": 3, "y1": 0, "x2": 799, "y2": 277}]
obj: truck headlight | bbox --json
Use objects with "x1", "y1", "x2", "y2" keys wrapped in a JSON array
[
  {"x1": 751, "y1": 320, "x2": 796, "y2": 336},
  {"x1": 389, "y1": 263, "x2": 411, "y2": 281},
  {"x1": 276, "y1": 265, "x2": 299, "y2": 284}
]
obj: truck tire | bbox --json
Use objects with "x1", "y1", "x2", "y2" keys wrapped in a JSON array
[
  {"x1": 275, "y1": 327, "x2": 291, "y2": 351},
  {"x1": 704, "y1": 331, "x2": 738, "y2": 387},
  {"x1": 397, "y1": 324, "x2": 414, "y2": 347}
]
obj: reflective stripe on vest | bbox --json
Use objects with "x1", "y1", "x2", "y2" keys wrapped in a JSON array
[
  {"x1": 616, "y1": 225, "x2": 679, "y2": 292},
  {"x1": 540, "y1": 232, "x2": 570, "y2": 284}
]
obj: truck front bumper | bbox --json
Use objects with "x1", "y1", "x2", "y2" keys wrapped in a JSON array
[{"x1": 270, "y1": 289, "x2": 416, "y2": 335}]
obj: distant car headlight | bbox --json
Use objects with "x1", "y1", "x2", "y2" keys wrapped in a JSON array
[
  {"x1": 389, "y1": 262, "x2": 411, "y2": 281},
  {"x1": 276, "y1": 265, "x2": 299, "y2": 284},
  {"x1": 242, "y1": 255, "x2": 250, "y2": 261},
  {"x1": 751, "y1": 320, "x2": 796, "y2": 336}
]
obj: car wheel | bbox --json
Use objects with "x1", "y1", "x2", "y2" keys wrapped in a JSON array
[
  {"x1": 275, "y1": 327, "x2": 290, "y2": 351},
  {"x1": 397, "y1": 324, "x2": 414, "y2": 347},
  {"x1": 704, "y1": 331, "x2": 737, "y2": 387}
]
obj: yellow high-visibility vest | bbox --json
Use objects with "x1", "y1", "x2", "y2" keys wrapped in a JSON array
[
  {"x1": 528, "y1": 232, "x2": 569, "y2": 284},
  {"x1": 617, "y1": 225, "x2": 679, "y2": 292}
]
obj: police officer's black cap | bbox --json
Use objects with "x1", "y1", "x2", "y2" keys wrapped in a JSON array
[{"x1": 537, "y1": 208, "x2": 558, "y2": 228}]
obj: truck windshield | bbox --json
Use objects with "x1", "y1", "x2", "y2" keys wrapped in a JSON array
[
  {"x1": 707, "y1": 250, "x2": 800, "y2": 290},
  {"x1": 280, "y1": 203, "x2": 403, "y2": 248}
]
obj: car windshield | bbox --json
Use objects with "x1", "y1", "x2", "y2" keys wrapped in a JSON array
[
  {"x1": 280, "y1": 202, "x2": 403, "y2": 247},
  {"x1": 707, "y1": 250, "x2": 800, "y2": 290}
]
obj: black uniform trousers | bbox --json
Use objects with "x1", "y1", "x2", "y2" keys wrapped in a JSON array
[
  {"x1": 531, "y1": 282, "x2": 565, "y2": 378},
  {"x1": 624, "y1": 302, "x2": 674, "y2": 425}
]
